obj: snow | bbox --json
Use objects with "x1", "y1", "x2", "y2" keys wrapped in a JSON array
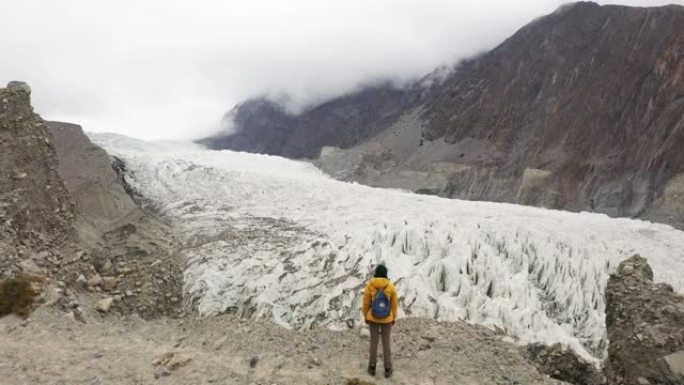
[{"x1": 92, "y1": 133, "x2": 684, "y2": 362}]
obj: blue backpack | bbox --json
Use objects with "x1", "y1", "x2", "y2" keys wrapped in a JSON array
[{"x1": 371, "y1": 285, "x2": 391, "y2": 319}]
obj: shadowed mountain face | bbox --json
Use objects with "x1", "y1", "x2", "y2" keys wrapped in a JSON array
[
  {"x1": 199, "y1": 2, "x2": 684, "y2": 228},
  {"x1": 198, "y1": 83, "x2": 423, "y2": 159},
  {"x1": 422, "y1": 2, "x2": 684, "y2": 217}
]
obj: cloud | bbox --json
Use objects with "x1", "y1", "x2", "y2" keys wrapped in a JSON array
[{"x1": 0, "y1": 0, "x2": 680, "y2": 140}]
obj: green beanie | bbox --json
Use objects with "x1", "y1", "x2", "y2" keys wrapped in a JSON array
[{"x1": 374, "y1": 264, "x2": 388, "y2": 278}]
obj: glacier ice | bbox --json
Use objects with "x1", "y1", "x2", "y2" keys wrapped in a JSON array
[{"x1": 92, "y1": 133, "x2": 684, "y2": 362}]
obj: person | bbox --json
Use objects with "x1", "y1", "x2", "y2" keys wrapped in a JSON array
[{"x1": 362, "y1": 263, "x2": 398, "y2": 378}]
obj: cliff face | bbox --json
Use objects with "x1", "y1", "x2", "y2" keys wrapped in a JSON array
[
  {"x1": 204, "y1": 2, "x2": 684, "y2": 228},
  {"x1": 0, "y1": 82, "x2": 76, "y2": 277},
  {"x1": 422, "y1": 2, "x2": 684, "y2": 219}
]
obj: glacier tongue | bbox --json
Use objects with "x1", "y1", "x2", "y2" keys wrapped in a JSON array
[{"x1": 92, "y1": 133, "x2": 684, "y2": 361}]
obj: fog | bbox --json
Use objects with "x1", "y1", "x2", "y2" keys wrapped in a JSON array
[{"x1": 0, "y1": 0, "x2": 679, "y2": 140}]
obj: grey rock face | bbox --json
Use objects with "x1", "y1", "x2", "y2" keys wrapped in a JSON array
[
  {"x1": 0, "y1": 83, "x2": 77, "y2": 278},
  {"x1": 604, "y1": 255, "x2": 684, "y2": 385}
]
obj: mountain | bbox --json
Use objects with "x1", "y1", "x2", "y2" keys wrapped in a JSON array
[
  {"x1": 200, "y1": 2, "x2": 684, "y2": 229},
  {"x1": 198, "y1": 82, "x2": 424, "y2": 158}
]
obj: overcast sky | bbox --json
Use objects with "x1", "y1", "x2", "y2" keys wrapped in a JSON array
[{"x1": 0, "y1": 0, "x2": 680, "y2": 140}]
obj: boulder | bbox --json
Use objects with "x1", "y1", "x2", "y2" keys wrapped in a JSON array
[{"x1": 95, "y1": 297, "x2": 114, "y2": 313}]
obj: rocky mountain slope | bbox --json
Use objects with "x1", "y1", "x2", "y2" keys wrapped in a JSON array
[
  {"x1": 0, "y1": 82, "x2": 79, "y2": 278},
  {"x1": 202, "y1": 2, "x2": 684, "y2": 229},
  {"x1": 46, "y1": 121, "x2": 183, "y2": 318}
]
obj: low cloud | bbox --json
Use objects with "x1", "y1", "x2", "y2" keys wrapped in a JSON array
[{"x1": 0, "y1": 0, "x2": 679, "y2": 140}]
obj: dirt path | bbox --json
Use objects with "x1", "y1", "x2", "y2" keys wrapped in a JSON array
[{"x1": 0, "y1": 306, "x2": 564, "y2": 385}]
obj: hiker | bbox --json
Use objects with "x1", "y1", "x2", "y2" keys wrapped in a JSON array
[{"x1": 362, "y1": 263, "x2": 398, "y2": 378}]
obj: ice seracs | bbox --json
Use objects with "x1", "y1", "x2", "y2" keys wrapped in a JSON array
[{"x1": 92, "y1": 133, "x2": 684, "y2": 362}]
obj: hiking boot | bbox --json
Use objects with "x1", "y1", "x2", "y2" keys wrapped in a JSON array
[
  {"x1": 385, "y1": 367, "x2": 393, "y2": 378},
  {"x1": 367, "y1": 365, "x2": 376, "y2": 376}
]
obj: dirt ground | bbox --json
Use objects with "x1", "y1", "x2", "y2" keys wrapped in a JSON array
[{"x1": 0, "y1": 303, "x2": 565, "y2": 385}]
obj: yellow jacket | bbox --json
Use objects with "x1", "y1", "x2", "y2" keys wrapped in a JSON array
[{"x1": 363, "y1": 277, "x2": 398, "y2": 323}]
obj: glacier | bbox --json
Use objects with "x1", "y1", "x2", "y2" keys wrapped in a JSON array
[{"x1": 92, "y1": 133, "x2": 684, "y2": 362}]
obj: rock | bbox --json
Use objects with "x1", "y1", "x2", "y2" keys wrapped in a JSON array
[
  {"x1": 18, "y1": 259, "x2": 42, "y2": 274},
  {"x1": 605, "y1": 255, "x2": 684, "y2": 385},
  {"x1": 95, "y1": 297, "x2": 114, "y2": 313},
  {"x1": 153, "y1": 352, "x2": 191, "y2": 375},
  {"x1": 637, "y1": 377, "x2": 650, "y2": 385},
  {"x1": 101, "y1": 277, "x2": 118, "y2": 291},
  {"x1": 99, "y1": 259, "x2": 113, "y2": 274},
  {"x1": 87, "y1": 274, "x2": 103, "y2": 287},
  {"x1": 500, "y1": 336, "x2": 516, "y2": 344},
  {"x1": 76, "y1": 274, "x2": 87, "y2": 287},
  {"x1": 359, "y1": 327, "x2": 370, "y2": 339},
  {"x1": 6, "y1": 81, "x2": 31, "y2": 94},
  {"x1": 249, "y1": 356, "x2": 258, "y2": 368},
  {"x1": 12, "y1": 172, "x2": 28, "y2": 180},
  {"x1": 664, "y1": 350, "x2": 684, "y2": 377}
]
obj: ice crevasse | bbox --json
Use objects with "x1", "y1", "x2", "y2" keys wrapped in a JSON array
[{"x1": 92, "y1": 133, "x2": 684, "y2": 362}]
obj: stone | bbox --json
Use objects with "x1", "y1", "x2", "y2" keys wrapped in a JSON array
[
  {"x1": 663, "y1": 350, "x2": 684, "y2": 377},
  {"x1": 500, "y1": 336, "x2": 516, "y2": 344},
  {"x1": 153, "y1": 352, "x2": 191, "y2": 372},
  {"x1": 7, "y1": 81, "x2": 31, "y2": 94},
  {"x1": 88, "y1": 274, "x2": 103, "y2": 287},
  {"x1": 249, "y1": 356, "x2": 258, "y2": 368},
  {"x1": 95, "y1": 297, "x2": 114, "y2": 313},
  {"x1": 18, "y1": 259, "x2": 42, "y2": 274},
  {"x1": 99, "y1": 260, "x2": 113, "y2": 274},
  {"x1": 359, "y1": 327, "x2": 370, "y2": 339},
  {"x1": 101, "y1": 277, "x2": 118, "y2": 291},
  {"x1": 76, "y1": 274, "x2": 87, "y2": 287},
  {"x1": 621, "y1": 264, "x2": 634, "y2": 275}
]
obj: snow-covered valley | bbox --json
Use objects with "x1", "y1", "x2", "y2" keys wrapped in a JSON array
[{"x1": 92, "y1": 133, "x2": 684, "y2": 362}]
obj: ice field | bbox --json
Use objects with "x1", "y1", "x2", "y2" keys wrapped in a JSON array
[{"x1": 93, "y1": 134, "x2": 684, "y2": 361}]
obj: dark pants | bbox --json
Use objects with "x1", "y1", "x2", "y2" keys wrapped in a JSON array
[{"x1": 368, "y1": 322, "x2": 392, "y2": 369}]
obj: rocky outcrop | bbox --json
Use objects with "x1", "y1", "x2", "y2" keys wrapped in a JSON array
[
  {"x1": 206, "y1": 2, "x2": 684, "y2": 229},
  {"x1": 0, "y1": 82, "x2": 77, "y2": 278},
  {"x1": 604, "y1": 256, "x2": 684, "y2": 385},
  {"x1": 422, "y1": 2, "x2": 684, "y2": 222}
]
